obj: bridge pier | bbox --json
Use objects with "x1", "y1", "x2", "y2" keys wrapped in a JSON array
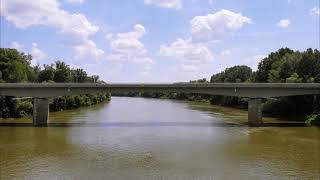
[
  {"x1": 33, "y1": 98, "x2": 49, "y2": 126},
  {"x1": 248, "y1": 98, "x2": 263, "y2": 126}
]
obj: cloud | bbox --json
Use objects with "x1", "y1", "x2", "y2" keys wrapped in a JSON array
[
  {"x1": 159, "y1": 38, "x2": 213, "y2": 63},
  {"x1": 0, "y1": 0, "x2": 97, "y2": 35},
  {"x1": 277, "y1": 19, "x2": 290, "y2": 28},
  {"x1": 66, "y1": 0, "x2": 85, "y2": 4},
  {"x1": 190, "y1": 9, "x2": 251, "y2": 42},
  {"x1": 158, "y1": 9, "x2": 251, "y2": 79},
  {"x1": 144, "y1": 0, "x2": 182, "y2": 10},
  {"x1": 10, "y1": 41, "x2": 24, "y2": 51},
  {"x1": 220, "y1": 49, "x2": 231, "y2": 56},
  {"x1": 74, "y1": 40, "x2": 104, "y2": 60},
  {"x1": 31, "y1": 43, "x2": 47, "y2": 66},
  {"x1": 0, "y1": 0, "x2": 103, "y2": 60},
  {"x1": 310, "y1": 6, "x2": 320, "y2": 16},
  {"x1": 106, "y1": 24, "x2": 153, "y2": 65}
]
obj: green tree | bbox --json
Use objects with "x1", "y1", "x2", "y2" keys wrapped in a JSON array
[
  {"x1": 210, "y1": 65, "x2": 252, "y2": 83},
  {"x1": 38, "y1": 65, "x2": 55, "y2": 82},
  {"x1": 256, "y1": 48, "x2": 294, "y2": 82},
  {"x1": 72, "y1": 69, "x2": 87, "y2": 82},
  {"x1": 286, "y1": 73, "x2": 303, "y2": 83},
  {"x1": 0, "y1": 48, "x2": 32, "y2": 82},
  {"x1": 53, "y1": 61, "x2": 72, "y2": 82}
]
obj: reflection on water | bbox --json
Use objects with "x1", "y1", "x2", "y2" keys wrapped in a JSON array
[{"x1": 0, "y1": 97, "x2": 319, "y2": 179}]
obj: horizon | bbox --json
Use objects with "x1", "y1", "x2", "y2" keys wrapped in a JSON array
[{"x1": 1, "y1": 0, "x2": 319, "y2": 83}]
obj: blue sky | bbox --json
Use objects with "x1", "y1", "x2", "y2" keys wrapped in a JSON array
[{"x1": 1, "y1": 0, "x2": 319, "y2": 82}]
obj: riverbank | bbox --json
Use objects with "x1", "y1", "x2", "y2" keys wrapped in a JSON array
[{"x1": 0, "y1": 94, "x2": 110, "y2": 119}]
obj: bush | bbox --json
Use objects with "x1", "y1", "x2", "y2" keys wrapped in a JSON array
[
  {"x1": 305, "y1": 114, "x2": 320, "y2": 126},
  {"x1": 16, "y1": 100, "x2": 33, "y2": 117}
]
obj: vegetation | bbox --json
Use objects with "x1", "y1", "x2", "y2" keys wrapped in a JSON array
[
  {"x1": 0, "y1": 48, "x2": 110, "y2": 118},
  {"x1": 254, "y1": 48, "x2": 320, "y2": 125},
  {"x1": 305, "y1": 114, "x2": 320, "y2": 126}
]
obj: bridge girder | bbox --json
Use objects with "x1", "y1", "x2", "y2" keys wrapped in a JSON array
[{"x1": 1, "y1": 83, "x2": 319, "y2": 98}]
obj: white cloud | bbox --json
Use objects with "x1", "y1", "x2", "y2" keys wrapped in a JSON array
[
  {"x1": 159, "y1": 38, "x2": 213, "y2": 63},
  {"x1": 190, "y1": 9, "x2": 251, "y2": 42},
  {"x1": 277, "y1": 19, "x2": 290, "y2": 28},
  {"x1": 158, "y1": 9, "x2": 251, "y2": 80},
  {"x1": 10, "y1": 41, "x2": 24, "y2": 51},
  {"x1": 220, "y1": 49, "x2": 231, "y2": 56},
  {"x1": 74, "y1": 40, "x2": 104, "y2": 60},
  {"x1": 0, "y1": 0, "x2": 103, "y2": 60},
  {"x1": 106, "y1": 24, "x2": 153, "y2": 65},
  {"x1": 31, "y1": 43, "x2": 47, "y2": 66},
  {"x1": 144, "y1": 0, "x2": 182, "y2": 10},
  {"x1": 66, "y1": 0, "x2": 85, "y2": 4},
  {"x1": 1, "y1": 0, "x2": 59, "y2": 28},
  {"x1": 310, "y1": 6, "x2": 320, "y2": 16},
  {"x1": 0, "y1": 0, "x2": 97, "y2": 35},
  {"x1": 110, "y1": 24, "x2": 146, "y2": 55}
]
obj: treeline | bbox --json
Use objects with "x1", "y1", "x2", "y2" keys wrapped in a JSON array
[
  {"x1": 211, "y1": 48, "x2": 319, "y2": 123},
  {"x1": 114, "y1": 48, "x2": 320, "y2": 125},
  {"x1": 0, "y1": 48, "x2": 110, "y2": 118}
]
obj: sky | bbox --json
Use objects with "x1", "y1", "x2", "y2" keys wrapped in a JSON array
[{"x1": 1, "y1": 0, "x2": 319, "y2": 83}]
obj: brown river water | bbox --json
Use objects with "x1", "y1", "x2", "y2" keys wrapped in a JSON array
[{"x1": 0, "y1": 97, "x2": 319, "y2": 180}]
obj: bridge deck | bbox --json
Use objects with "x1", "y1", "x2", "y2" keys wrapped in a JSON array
[
  {"x1": 0, "y1": 83, "x2": 319, "y2": 98},
  {"x1": 1, "y1": 82, "x2": 320, "y2": 88}
]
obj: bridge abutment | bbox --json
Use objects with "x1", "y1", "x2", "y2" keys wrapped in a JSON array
[
  {"x1": 33, "y1": 98, "x2": 49, "y2": 126},
  {"x1": 248, "y1": 98, "x2": 263, "y2": 126}
]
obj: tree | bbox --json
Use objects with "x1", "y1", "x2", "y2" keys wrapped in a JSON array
[
  {"x1": 256, "y1": 48, "x2": 294, "y2": 82},
  {"x1": 286, "y1": 73, "x2": 302, "y2": 83},
  {"x1": 210, "y1": 65, "x2": 252, "y2": 83},
  {"x1": 0, "y1": 48, "x2": 32, "y2": 82},
  {"x1": 38, "y1": 65, "x2": 55, "y2": 82},
  {"x1": 72, "y1": 69, "x2": 87, "y2": 83},
  {"x1": 210, "y1": 72, "x2": 225, "y2": 82},
  {"x1": 53, "y1": 61, "x2": 72, "y2": 82},
  {"x1": 297, "y1": 49, "x2": 320, "y2": 82},
  {"x1": 190, "y1": 78, "x2": 207, "y2": 83},
  {"x1": 92, "y1": 75, "x2": 99, "y2": 83}
]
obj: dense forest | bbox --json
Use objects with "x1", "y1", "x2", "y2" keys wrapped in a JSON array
[
  {"x1": 114, "y1": 48, "x2": 320, "y2": 125},
  {"x1": 0, "y1": 48, "x2": 110, "y2": 118}
]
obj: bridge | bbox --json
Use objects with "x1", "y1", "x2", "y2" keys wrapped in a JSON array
[{"x1": 1, "y1": 83, "x2": 320, "y2": 126}]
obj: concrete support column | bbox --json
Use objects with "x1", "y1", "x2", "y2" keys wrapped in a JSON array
[
  {"x1": 33, "y1": 98, "x2": 49, "y2": 126},
  {"x1": 248, "y1": 98, "x2": 263, "y2": 126}
]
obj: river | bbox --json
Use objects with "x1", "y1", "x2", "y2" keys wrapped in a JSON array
[{"x1": 0, "y1": 97, "x2": 319, "y2": 179}]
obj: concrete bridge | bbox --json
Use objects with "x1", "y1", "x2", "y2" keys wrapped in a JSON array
[{"x1": 1, "y1": 83, "x2": 320, "y2": 126}]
